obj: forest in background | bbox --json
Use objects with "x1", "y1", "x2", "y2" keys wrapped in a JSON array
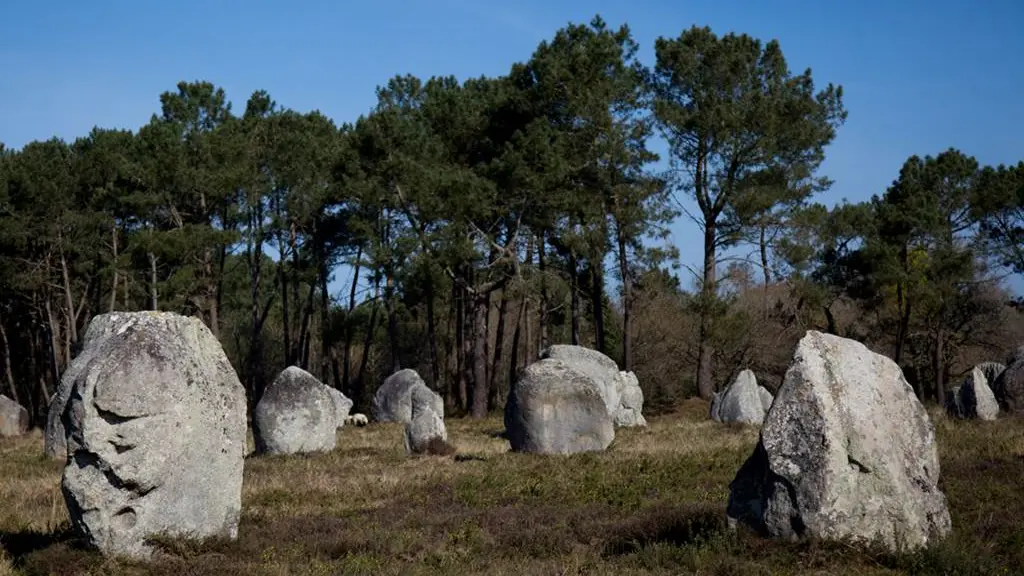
[{"x1": 1, "y1": 16, "x2": 1022, "y2": 426}]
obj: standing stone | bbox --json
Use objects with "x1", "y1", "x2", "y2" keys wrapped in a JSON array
[
  {"x1": 541, "y1": 345, "x2": 621, "y2": 420},
  {"x1": 45, "y1": 313, "x2": 134, "y2": 458},
  {"x1": 947, "y1": 366, "x2": 999, "y2": 421},
  {"x1": 615, "y1": 371, "x2": 647, "y2": 427},
  {"x1": 61, "y1": 312, "x2": 247, "y2": 559},
  {"x1": 993, "y1": 346, "x2": 1024, "y2": 414},
  {"x1": 0, "y1": 394, "x2": 29, "y2": 437},
  {"x1": 254, "y1": 366, "x2": 340, "y2": 455},
  {"x1": 371, "y1": 369, "x2": 443, "y2": 423},
  {"x1": 505, "y1": 358, "x2": 614, "y2": 455},
  {"x1": 727, "y1": 331, "x2": 951, "y2": 553},
  {"x1": 712, "y1": 369, "x2": 766, "y2": 425},
  {"x1": 404, "y1": 386, "x2": 448, "y2": 455}
]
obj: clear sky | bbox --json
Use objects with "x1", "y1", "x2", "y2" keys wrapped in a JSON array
[{"x1": 2, "y1": 0, "x2": 1022, "y2": 294}]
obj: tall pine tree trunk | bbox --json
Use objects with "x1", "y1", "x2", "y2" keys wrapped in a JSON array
[
  {"x1": 760, "y1": 222, "x2": 770, "y2": 316},
  {"x1": 319, "y1": 260, "x2": 331, "y2": 385},
  {"x1": 385, "y1": 272, "x2": 400, "y2": 373},
  {"x1": 426, "y1": 275, "x2": 440, "y2": 386},
  {"x1": 470, "y1": 291, "x2": 490, "y2": 419},
  {"x1": 590, "y1": 261, "x2": 605, "y2": 354},
  {"x1": 696, "y1": 215, "x2": 716, "y2": 400},
  {"x1": 569, "y1": 252, "x2": 581, "y2": 345},
  {"x1": 0, "y1": 313, "x2": 18, "y2": 404},
  {"x1": 109, "y1": 224, "x2": 119, "y2": 312},
  {"x1": 342, "y1": 247, "x2": 362, "y2": 392},
  {"x1": 616, "y1": 227, "x2": 633, "y2": 371},
  {"x1": 488, "y1": 289, "x2": 509, "y2": 410},
  {"x1": 148, "y1": 251, "x2": 158, "y2": 310},
  {"x1": 509, "y1": 297, "x2": 526, "y2": 397},
  {"x1": 355, "y1": 277, "x2": 381, "y2": 409},
  {"x1": 933, "y1": 325, "x2": 946, "y2": 404},
  {"x1": 538, "y1": 232, "x2": 549, "y2": 352}
]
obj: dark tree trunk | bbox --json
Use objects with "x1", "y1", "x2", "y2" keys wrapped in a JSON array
[
  {"x1": 455, "y1": 282, "x2": 468, "y2": 412},
  {"x1": 488, "y1": 289, "x2": 509, "y2": 410},
  {"x1": 342, "y1": 247, "x2": 362, "y2": 393},
  {"x1": 760, "y1": 222, "x2": 771, "y2": 316},
  {"x1": 355, "y1": 278, "x2": 381, "y2": 409},
  {"x1": 696, "y1": 215, "x2": 716, "y2": 400},
  {"x1": 148, "y1": 251, "x2": 158, "y2": 310},
  {"x1": 509, "y1": 298, "x2": 526, "y2": 396},
  {"x1": 616, "y1": 227, "x2": 633, "y2": 371},
  {"x1": 538, "y1": 232, "x2": 549, "y2": 352},
  {"x1": 933, "y1": 325, "x2": 946, "y2": 404},
  {"x1": 569, "y1": 251, "x2": 581, "y2": 346},
  {"x1": 426, "y1": 276, "x2": 440, "y2": 386},
  {"x1": 43, "y1": 300, "x2": 60, "y2": 399},
  {"x1": 470, "y1": 291, "x2": 490, "y2": 419},
  {"x1": 0, "y1": 313, "x2": 18, "y2": 404},
  {"x1": 319, "y1": 260, "x2": 331, "y2": 384},
  {"x1": 298, "y1": 280, "x2": 315, "y2": 369},
  {"x1": 248, "y1": 206, "x2": 266, "y2": 406},
  {"x1": 109, "y1": 224, "x2": 118, "y2": 313},
  {"x1": 590, "y1": 261, "x2": 606, "y2": 354},
  {"x1": 894, "y1": 245, "x2": 911, "y2": 365},
  {"x1": 385, "y1": 272, "x2": 400, "y2": 373}
]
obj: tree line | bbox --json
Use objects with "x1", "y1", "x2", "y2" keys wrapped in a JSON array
[{"x1": 1, "y1": 16, "x2": 1021, "y2": 425}]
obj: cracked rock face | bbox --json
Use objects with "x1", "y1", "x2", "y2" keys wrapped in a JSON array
[
  {"x1": 727, "y1": 331, "x2": 951, "y2": 553},
  {"x1": 371, "y1": 369, "x2": 443, "y2": 423},
  {"x1": 254, "y1": 366, "x2": 342, "y2": 455},
  {"x1": 504, "y1": 358, "x2": 614, "y2": 455},
  {"x1": 60, "y1": 312, "x2": 247, "y2": 559},
  {"x1": 46, "y1": 313, "x2": 134, "y2": 458}
]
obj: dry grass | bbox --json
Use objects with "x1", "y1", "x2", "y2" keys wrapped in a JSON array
[{"x1": 2, "y1": 399, "x2": 1023, "y2": 575}]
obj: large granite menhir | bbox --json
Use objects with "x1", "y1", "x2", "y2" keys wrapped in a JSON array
[
  {"x1": 59, "y1": 312, "x2": 247, "y2": 559},
  {"x1": 254, "y1": 366, "x2": 351, "y2": 455},
  {"x1": 727, "y1": 331, "x2": 951, "y2": 553}
]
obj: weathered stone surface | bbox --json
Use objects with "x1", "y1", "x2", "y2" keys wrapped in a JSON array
[
  {"x1": 404, "y1": 387, "x2": 447, "y2": 454},
  {"x1": 46, "y1": 313, "x2": 134, "y2": 458},
  {"x1": 505, "y1": 358, "x2": 614, "y2": 455},
  {"x1": 947, "y1": 366, "x2": 998, "y2": 421},
  {"x1": 326, "y1": 387, "x2": 353, "y2": 429},
  {"x1": 371, "y1": 369, "x2": 443, "y2": 423},
  {"x1": 60, "y1": 312, "x2": 247, "y2": 559},
  {"x1": 727, "y1": 331, "x2": 951, "y2": 553},
  {"x1": 758, "y1": 386, "x2": 774, "y2": 413},
  {"x1": 541, "y1": 345, "x2": 621, "y2": 420},
  {"x1": 0, "y1": 394, "x2": 28, "y2": 437},
  {"x1": 254, "y1": 366, "x2": 339, "y2": 454},
  {"x1": 993, "y1": 346, "x2": 1024, "y2": 414},
  {"x1": 615, "y1": 371, "x2": 647, "y2": 427},
  {"x1": 712, "y1": 370, "x2": 766, "y2": 425}
]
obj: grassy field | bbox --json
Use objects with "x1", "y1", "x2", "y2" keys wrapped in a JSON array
[{"x1": 2, "y1": 399, "x2": 1023, "y2": 575}]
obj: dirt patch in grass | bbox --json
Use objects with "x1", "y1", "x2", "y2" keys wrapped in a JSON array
[{"x1": 3, "y1": 405, "x2": 1024, "y2": 574}]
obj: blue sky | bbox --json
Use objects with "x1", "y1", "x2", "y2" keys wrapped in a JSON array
[{"x1": 2, "y1": 0, "x2": 1022, "y2": 295}]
